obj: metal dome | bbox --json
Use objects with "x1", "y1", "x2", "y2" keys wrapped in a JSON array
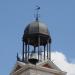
[
  {"x1": 23, "y1": 21, "x2": 51, "y2": 46},
  {"x1": 24, "y1": 21, "x2": 50, "y2": 36}
]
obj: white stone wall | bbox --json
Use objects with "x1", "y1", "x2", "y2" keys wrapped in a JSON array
[
  {"x1": 30, "y1": 69, "x2": 55, "y2": 75},
  {"x1": 20, "y1": 69, "x2": 30, "y2": 75},
  {"x1": 20, "y1": 69, "x2": 55, "y2": 75}
]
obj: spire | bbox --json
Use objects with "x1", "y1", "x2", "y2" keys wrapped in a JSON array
[{"x1": 35, "y1": 6, "x2": 40, "y2": 21}]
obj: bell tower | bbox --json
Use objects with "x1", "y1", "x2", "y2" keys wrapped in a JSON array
[
  {"x1": 10, "y1": 7, "x2": 66, "y2": 75},
  {"x1": 17, "y1": 6, "x2": 51, "y2": 64}
]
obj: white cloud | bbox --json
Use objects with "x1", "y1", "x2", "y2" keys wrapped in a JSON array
[{"x1": 51, "y1": 51, "x2": 75, "y2": 75}]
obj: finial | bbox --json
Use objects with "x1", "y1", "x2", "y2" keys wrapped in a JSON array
[
  {"x1": 35, "y1": 6, "x2": 40, "y2": 21},
  {"x1": 17, "y1": 52, "x2": 20, "y2": 61}
]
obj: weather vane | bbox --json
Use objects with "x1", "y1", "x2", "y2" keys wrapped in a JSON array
[{"x1": 35, "y1": 6, "x2": 40, "y2": 21}]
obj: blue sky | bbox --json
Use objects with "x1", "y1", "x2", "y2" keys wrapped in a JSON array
[{"x1": 0, "y1": 0, "x2": 75, "y2": 75}]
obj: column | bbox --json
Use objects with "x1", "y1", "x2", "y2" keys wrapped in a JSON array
[
  {"x1": 44, "y1": 45, "x2": 45, "y2": 60},
  {"x1": 49, "y1": 43, "x2": 51, "y2": 60},
  {"x1": 47, "y1": 39, "x2": 49, "y2": 59},
  {"x1": 22, "y1": 41, "x2": 24, "y2": 62},
  {"x1": 38, "y1": 36, "x2": 40, "y2": 61},
  {"x1": 25, "y1": 44, "x2": 27, "y2": 62},
  {"x1": 28, "y1": 39, "x2": 30, "y2": 59}
]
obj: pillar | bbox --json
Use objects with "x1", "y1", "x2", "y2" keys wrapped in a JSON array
[
  {"x1": 28, "y1": 39, "x2": 30, "y2": 59},
  {"x1": 22, "y1": 41, "x2": 24, "y2": 61},
  {"x1": 38, "y1": 36, "x2": 40, "y2": 61},
  {"x1": 44, "y1": 45, "x2": 46, "y2": 60},
  {"x1": 49, "y1": 43, "x2": 51, "y2": 60}
]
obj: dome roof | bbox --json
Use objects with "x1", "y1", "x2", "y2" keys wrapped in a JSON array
[
  {"x1": 23, "y1": 21, "x2": 51, "y2": 46},
  {"x1": 24, "y1": 21, "x2": 50, "y2": 36}
]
